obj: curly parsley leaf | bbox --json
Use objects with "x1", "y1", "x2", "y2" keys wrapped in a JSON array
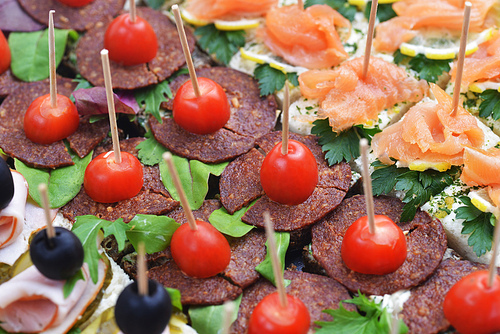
[
  {"x1": 136, "y1": 130, "x2": 168, "y2": 166},
  {"x1": 311, "y1": 119, "x2": 381, "y2": 165},
  {"x1": 316, "y1": 293, "x2": 408, "y2": 334},
  {"x1": 253, "y1": 64, "x2": 299, "y2": 96},
  {"x1": 393, "y1": 50, "x2": 451, "y2": 83},
  {"x1": 134, "y1": 80, "x2": 172, "y2": 122},
  {"x1": 456, "y1": 196, "x2": 495, "y2": 257},
  {"x1": 195, "y1": 24, "x2": 245, "y2": 65},
  {"x1": 364, "y1": 3, "x2": 397, "y2": 22},
  {"x1": 305, "y1": 0, "x2": 357, "y2": 21},
  {"x1": 371, "y1": 162, "x2": 457, "y2": 221},
  {"x1": 478, "y1": 89, "x2": 500, "y2": 120}
]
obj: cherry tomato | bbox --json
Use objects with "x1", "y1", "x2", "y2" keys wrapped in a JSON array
[
  {"x1": 84, "y1": 151, "x2": 143, "y2": 203},
  {"x1": 248, "y1": 292, "x2": 310, "y2": 334},
  {"x1": 341, "y1": 215, "x2": 407, "y2": 275},
  {"x1": 170, "y1": 220, "x2": 231, "y2": 278},
  {"x1": 24, "y1": 94, "x2": 80, "y2": 145},
  {"x1": 57, "y1": 0, "x2": 94, "y2": 7},
  {"x1": 172, "y1": 77, "x2": 230, "y2": 135},
  {"x1": 260, "y1": 140, "x2": 318, "y2": 206},
  {"x1": 104, "y1": 13, "x2": 158, "y2": 66},
  {"x1": 443, "y1": 270, "x2": 500, "y2": 334},
  {"x1": 0, "y1": 31, "x2": 10, "y2": 74}
]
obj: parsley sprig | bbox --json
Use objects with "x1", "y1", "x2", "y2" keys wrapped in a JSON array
[
  {"x1": 371, "y1": 161, "x2": 458, "y2": 222},
  {"x1": 305, "y1": 0, "x2": 357, "y2": 21},
  {"x1": 311, "y1": 118, "x2": 381, "y2": 165},
  {"x1": 456, "y1": 196, "x2": 496, "y2": 257},
  {"x1": 478, "y1": 89, "x2": 500, "y2": 120},
  {"x1": 253, "y1": 64, "x2": 299, "y2": 96},
  {"x1": 393, "y1": 50, "x2": 451, "y2": 84},
  {"x1": 364, "y1": 3, "x2": 397, "y2": 22},
  {"x1": 195, "y1": 24, "x2": 246, "y2": 65}
]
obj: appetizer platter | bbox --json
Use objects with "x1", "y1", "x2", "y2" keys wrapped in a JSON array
[{"x1": 1, "y1": 0, "x2": 500, "y2": 333}]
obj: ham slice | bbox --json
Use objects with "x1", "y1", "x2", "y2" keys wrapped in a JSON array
[{"x1": 0, "y1": 171, "x2": 28, "y2": 249}]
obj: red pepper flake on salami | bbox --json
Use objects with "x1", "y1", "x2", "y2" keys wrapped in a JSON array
[
  {"x1": 76, "y1": 7, "x2": 195, "y2": 90},
  {"x1": 311, "y1": 195, "x2": 447, "y2": 295}
]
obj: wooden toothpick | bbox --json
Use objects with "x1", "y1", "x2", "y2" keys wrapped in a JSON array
[
  {"x1": 451, "y1": 2, "x2": 471, "y2": 116},
  {"x1": 162, "y1": 152, "x2": 198, "y2": 231},
  {"x1": 172, "y1": 5, "x2": 200, "y2": 97},
  {"x1": 100, "y1": 49, "x2": 122, "y2": 164},
  {"x1": 360, "y1": 138, "x2": 376, "y2": 234},
  {"x1": 297, "y1": 0, "x2": 303, "y2": 10},
  {"x1": 38, "y1": 183, "x2": 56, "y2": 241},
  {"x1": 263, "y1": 211, "x2": 288, "y2": 308},
  {"x1": 281, "y1": 82, "x2": 290, "y2": 156},
  {"x1": 137, "y1": 242, "x2": 149, "y2": 296},
  {"x1": 48, "y1": 10, "x2": 57, "y2": 108},
  {"x1": 222, "y1": 301, "x2": 235, "y2": 334},
  {"x1": 488, "y1": 210, "x2": 500, "y2": 287},
  {"x1": 129, "y1": 0, "x2": 136, "y2": 23},
  {"x1": 362, "y1": 0, "x2": 378, "y2": 79}
]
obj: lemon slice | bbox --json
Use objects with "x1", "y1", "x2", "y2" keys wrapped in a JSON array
[
  {"x1": 180, "y1": 8, "x2": 210, "y2": 26},
  {"x1": 348, "y1": 0, "x2": 401, "y2": 8},
  {"x1": 469, "y1": 81, "x2": 500, "y2": 94},
  {"x1": 408, "y1": 161, "x2": 452, "y2": 172},
  {"x1": 400, "y1": 28, "x2": 495, "y2": 60},
  {"x1": 214, "y1": 18, "x2": 261, "y2": 31},
  {"x1": 468, "y1": 188, "x2": 497, "y2": 214},
  {"x1": 239, "y1": 48, "x2": 308, "y2": 74}
]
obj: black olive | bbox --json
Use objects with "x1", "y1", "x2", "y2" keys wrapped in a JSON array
[
  {"x1": 30, "y1": 227, "x2": 84, "y2": 280},
  {"x1": 115, "y1": 280, "x2": 172, "y2": 334},
  {"x1": 0, "y1": 158, "x2": 14, "y2": 210}
]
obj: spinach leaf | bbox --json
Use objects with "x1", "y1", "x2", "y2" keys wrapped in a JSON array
[
  {"x1": 209, "y1": 201, "x2": 257, "y2": 237},
  {"x1": 255, "y1": 232, "x2": 290, "y2": 286},
  {"x1": 189, "y1": 294, "x2": 243, "y2": 334},
  {"x1": 126, "y1": 214, "x2": 180, "y2": 254}
]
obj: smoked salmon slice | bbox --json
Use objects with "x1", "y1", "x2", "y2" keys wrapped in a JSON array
[
  {"x1": 298, "y1": 56, "x2": 428, "y2": 131},
  {"x1": 259, "y1": 4, "x2": 350, "y2": 69},
  {"x1": 374, "y1": 0, "x2": 498, "y2": 53},
  {"x1": 461, "y1": 145, "x2": 500, "y2": 186},
  {"x1": 185, "y1": 0, "x2": 278, "y2": 20},
  {"x1": 372, "y1": 83, "x2": 484, "y2": 166}
]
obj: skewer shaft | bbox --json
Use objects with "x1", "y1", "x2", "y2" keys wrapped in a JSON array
[
  {"x1": 48, "y1": 10, "x2": 57, "y2": 108},
  {"x1": 488, "y1": 212, "x2": 500, "y2": 287},
  {"x1": 281, "y1": 83, "x2": 290, "y2": 156},
  {"x1": 360, "y1": 138, "x2": 376, "y2": 234},
  {"x1": 451, "y1": 2, "x2": 471, "y2": 115},
  {"x1": 129, "y1": 0, "x2": 136, "y2": 22},
  {"x1": 137, "y1": 243, "x2": 149, "y2": 296},
  {"x1": 39, "y1": 183, "x2": 56, "y2": 240},
  {"x1": 362, "y1": 0, "x2": 378, "y2": 79}
]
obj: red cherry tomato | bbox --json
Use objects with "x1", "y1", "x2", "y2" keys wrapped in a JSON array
[
  {"x1": 172, "y1": 77, "x2": 230, "y2": 135},
  {"x1": 443, "y1": 270, "x2": 500, "y2": 334},
  {"x1": 341, "y1": 215, "x2": 407, "y2": 275},
  {"x1": 23, "y1": 94, "x2": 80, "y2": 145},
  {"x1": 84, "y1": 151, "x2": 143, "y2": 203},
  {"x1": 248, "y1": 292, "x2": 310, "y2": 334},
  {"x1": 260, "y1": 140, "x2": 318, "y2": 206},
  {"x1": 0, "y1": 31, "x2": 10, "y2": 74},
  {"x1": 170, "y1": 220, "x2": 231, "y2": 278},
  {"x1": 57, "y1": 0, "x2": 94, "y2": 7},
  {"x1": 104, "y1": 13, "x2": 158, "y2": 66}
]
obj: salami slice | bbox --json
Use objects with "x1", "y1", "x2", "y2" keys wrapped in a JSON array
[
  {"x1": 76, "y1": 7, "x2": 195, "y2": 89},
  {"x1": 311, "y1": 195, "x2": 448, "y2": 295},
  {"x1": 0, "y1": 70, "x2": 23, "y2": 98}
]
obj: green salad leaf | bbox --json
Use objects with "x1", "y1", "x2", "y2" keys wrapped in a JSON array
[
  {"x1": 478, "y1": 89, "x2": 500, "y2": 120},
  {"x1": 195, "y1": 24, "x2": 246, "y2": 65},
  {"x1": 136, "y1": 130, "x2": 168, "y2": 166},
  {"x1": 9, "y1": 28, "x2": 78, "y2": 82},
  {"x1": 253, "y1": 64, "x2": 299, "y2": 96},
  {"x1": 189, "y1": 294, "x2": 243, "y2": 334},
  {"x1": 63, "y1": 269, "x2": 85, "y2": 299},
  {"x1": 126, "y1": 214, "x2": 180, "y2": 254},
  {"x1": 159, "y1": 155, "x2": 228, "y2": 210},
  {"x1": 135, "y1": 80, "x2": 172, "y2": 122},
  {"x1": 209, "y1": 200, "x2": 257, "y2": 237},
  {"x1": 393, "y1": 50, "x2": 451, "y2": 83},
  {"x1": 102, "y1": 219, "x2": 130, "y2": 252},
  {"x1": 145, "y1": 0, "x2": 165, "y2": 9},
  {"x1": 166, "y1": 287, "x2": 183, "y2": 311},
  {"x1": 255, "y1": 232, "x2": 290, "y2": 286},
  {"x1": 364, "y1": 3, "x2": 397, "y2": 22},
  {"x1": 305, "y1": 0, "x2": 357, "y2": 21}
]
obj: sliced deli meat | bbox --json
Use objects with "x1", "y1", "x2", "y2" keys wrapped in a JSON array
[{"x1": 0, "y1": 171, "x2": 27, "y2": 249}]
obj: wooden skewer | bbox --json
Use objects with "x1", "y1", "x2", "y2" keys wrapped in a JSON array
[
  {"x1": 488, "y1": 210, "x2": 500, "y2": 287},
  {"x1": 297, "y1": 0, "x2": 303, "y2": 10},
  {"x1": 162, "y1": 152, "x2": 198, "y2": 231},
  {"x1": 100, "y1": 49, "x2": 122, "y2": 164},
  {"x1": 263, "y1": 211, "x2": 288, "y2": 308},
  {"x1": 362, "y1": 0, "x2": 378, "y2": 79},
  {"x1": 137, "y1": 242, "x2": 149, "y2": 296},
  {"x1": 222, "y1": 300, "x2": 235, "y2": 334},
  {"x1": 38, "y1": 183, "x2": 56, "y2": 241},
  {"x1": 360, "y1": 138, "x2": 376, "y2": 234},
  {"x1": 48, "y1": 10, "x2": 57, "y2": 108},
  {"x1": 451, "y1": 2, "x2": 471, "y2": 116},
  {"x1": 129, "y1": 0, "x2": 136, "y2": 23},
  {"x1": 281, "y1": 82, "x2": 290, "y2": 156},
  {"x1": 172, "y1": 5, "x2": 200, "y2": 97}
]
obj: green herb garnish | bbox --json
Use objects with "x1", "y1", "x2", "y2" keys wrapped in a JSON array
[
  {"x1": 253, "y1": 63, "x2": 299, "y2": 96},
  {"x1": 478, "y1": 89, "x2": 500, "y2": 120},
  {"x1": 393, "y1": 50, "x2": 451, "y2": 83},
  {"x1": 255, "y1": 232, "x2": 290, "y2": 287},
  {"x1": 195, "y1": 24, "x2": 246, "y2": 65},
  {"x1": 305, "y1": 0, "x2": 357, "y2": 21}
]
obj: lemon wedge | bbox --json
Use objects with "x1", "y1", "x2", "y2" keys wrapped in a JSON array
[
  {"x1": 468, "y1": 188, "x2": 497, "y2": 214},
  {"x1": 214, "y1": 18, "x2": 261, "y2": 31},
  {"x1": 400, "y1": 28, "x2": 495, "y2": 60},
  {"x1": 180, "y1": 8, "x2": 210, "y2": 26},
  {"x1": 239, "y1": 48, "x2": 308, "y2": 74},
  {"x1": 469, "y1": 81, "x2": 500, "y2": 94},
  {"x1": 408, "y1": 161, "x2": 452, "y2": 172}
]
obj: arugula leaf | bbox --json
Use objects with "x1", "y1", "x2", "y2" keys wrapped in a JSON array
[
  {"x1": 478, "y1": 89, "x2": 500, "y2": 120},
  {"x1": 134, "y1": 80, "x2": 172, "y2": 122},
  {"x1": 9, "y1": 28, "x2": 78, "y2": 82},
  {"x1": 136, "y1": 130, "x2": 168, "y2": 166},
  {"x1": 63, "y1": 269, "x2": 85, "y2": 299},
  {"x1": 304, "y1": 0, "x2": 357, "y2": 21},
  {"x1": 364, "y1": 3, "x2": 397, "y2": 22},
  {"x1": 189, "y1": 294, "x2": 243, "y2": 334},
  {"x1": 159, "y1": 155, "x2": 228, "y2": 210},
  {"x1": 255, "y1": 232, "x2": 290, "y2": 286},
  {"x1": 126, "y1": 214, "x2": 180, "y2": 254},
  {"x1": 316, "y1": 293, "x2": 408, "y2": 334},
  {"x1": 14, "y1": 149, "x2": 92, "y2": 208},
  {"x1": 145, "y1": 0, "x2": 165, "y2": 9},
  {"x1": 253, "y1": 64, "x2": 299, "y2": 96},
  {"x1": 166, "y1": 287, "x2": 183, "y2": 311},
  {"x1": 311, "y1": 119, "x2": 381, "y2": 165},
  {"x1": 393, "y1": 50, "x2": 451, "y2": 83},
  {"x1": 195, "y1": 24, "x2": 246, "y2": 65},
  {"x1": 456, "y1": 196, "x2": 495, "y2": 257},
  {"x1": 102, "y1": 218, "x2": 129, "y2": 252},
  {"x1": 209, "y1": 200, "x2": 256, "y2": 237}
]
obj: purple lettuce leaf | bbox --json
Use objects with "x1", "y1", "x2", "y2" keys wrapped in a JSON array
[{"x1": 73, "y1": 87, "x2": 140, "y2": 116}]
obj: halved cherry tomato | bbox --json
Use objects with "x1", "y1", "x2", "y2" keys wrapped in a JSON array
[
  {"x1": 104, "y1": 13, "x2": 158, "y2": 66},
  {"x1": 341, "y1": 215, "x2": 407, "y2": 275},
  {"x1": 170, "y1": 220, "x2": 231, "y2": 278},
  {"x1": 172, "y1": 77, "x2": 230, "y2": 135},
  {"x1": 24, "y1": 94, "x2": 80, "y2": 145},
  {"x1": 84, "y1": 151, "x2": 143, "y2": 203},
  {"x1": 248, "y1": 292, "x2": 310, "y2": 334},
  {"x1": 443, "y1": 270, "x2": 500, "y2": 334},
  {"x1": 0, "y1": 31, "x2": 10, "y2": 74},
  {"x1": 57, "y1": 0, "x2": 94, "y2": 7},
  {"x1": 260, "y1": 140, "x2": 318, "y2": 206}
]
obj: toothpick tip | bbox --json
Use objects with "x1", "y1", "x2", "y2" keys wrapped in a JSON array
[
  {"x1": 360, "y1": 138, "x2": 369, "y2": 148},
  {"x1": 465, "y1": 1, "x2": 471, "y2": 6},
  {"x1": 38, "y1": 183, "x2": 48, "y2": 192},
  {"x1": 49, "y1": 9, "x2": 55, "y2": 14},
  {"x1": 172, "y1": 4, "x2": 179, "y2": 10},
  {"x1": 162, "y1": 152, "x2": 172, "y2": 161},
  {"x1": 100, "y1": 49, "x2": 109, "y2": 56}
]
